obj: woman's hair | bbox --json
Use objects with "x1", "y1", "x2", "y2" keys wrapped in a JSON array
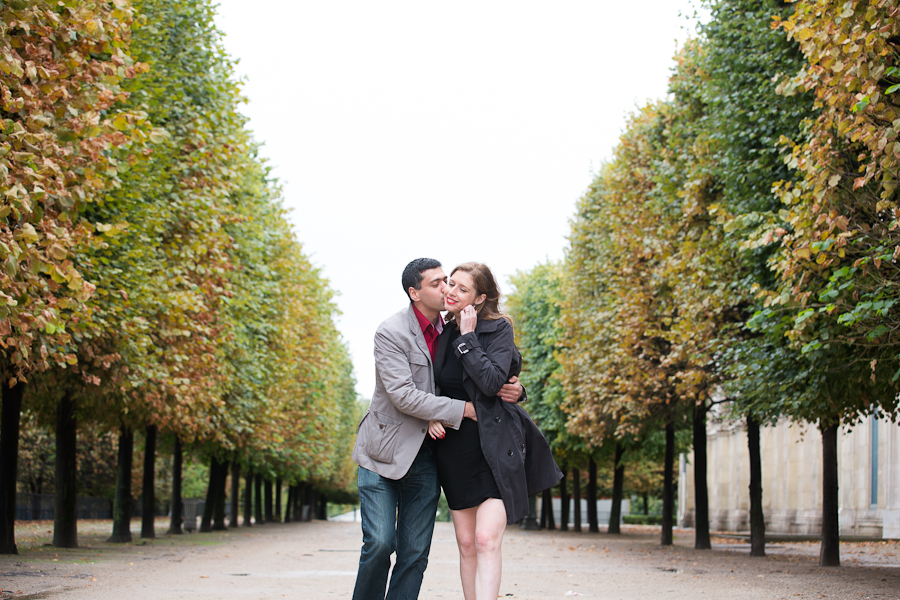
[{"x1": 446, "y1": 262, "x2": 513, "y2": 327}]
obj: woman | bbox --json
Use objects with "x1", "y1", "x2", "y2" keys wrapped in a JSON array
[{"x1": 428, "y1": 262, "x2": 561, "y2": 600}]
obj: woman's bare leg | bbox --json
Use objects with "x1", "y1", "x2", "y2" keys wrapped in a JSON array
[
  {"x1": 450, "y1": 507, "x2": 478, "y2": 600},
  {"x1": 474, "y1": 498, "x2": 507, "y2": 599}
]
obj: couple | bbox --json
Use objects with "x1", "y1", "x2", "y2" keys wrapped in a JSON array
[{"x1": 352, "y1": 258, "x2": 562, "y2": 600}]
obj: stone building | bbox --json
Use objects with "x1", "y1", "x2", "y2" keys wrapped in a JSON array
[{"x1": 678, "y1": 413, "x2": 899, "y2": 539}]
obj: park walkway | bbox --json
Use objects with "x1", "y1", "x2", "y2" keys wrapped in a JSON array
[{"x1": 1, "y1": 519, "x2": 898, "y2": 599}]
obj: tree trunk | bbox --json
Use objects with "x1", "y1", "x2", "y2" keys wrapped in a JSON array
[
  {"x1": 301, "y1": 482, "x2": 311, "y2": 521},
  {"x1": 200, "y1": 459, "x2": 215, "y2": 533},
  {"x1": 53, "y1": 393, "x2": 78, "y2": 548},
  {"x1": 318, "y1": 493, "x2": 327, "y2": 520},
  {"x1": 747, "y1": 415, "x2": 765, "y2": 557},
  {"x1": 572, "y1": 467, "x2": 582, "y2": 532},
  {"x1": 264, "y1": 479, "x2": 274, "y2": 523},
  {"x1": 642, "y1": 492, "x2": 649, "y2": 515},
  {"x1": 819, "y1": 423, "x2": 840, "y2": 567},
  {"x1": 230, "y1": 462, "x2": 240, "y2": 527},
  {"x1": 307, "y1": 487, "x2": 315, "y2": 521},
  {"x1": 560, "y1": 467, "x2": 569, "y2": 532},
  {"x1": 107, "y1": 426, "x2": 134, "y2": 543},
  {"x1": 212, "y1": 458, "x2": 227, "y2": 531},
  {"x1": 541, "y1": 488, "x2": 555, "y2": 530},
  {"x1": 661, "y1": 419, "x2": 675, "y2": 546},
  {"x1": 0, "y1": 380, "x2": 24, "y2": 554},
  {"x1": 201, "y1": 457, "x2": 227, "y2": 532},
  {"x1": 167, "y1": 436, "x2": 183, "y2": 534},
  {"x1": 608, "y1": 442, "x2": 626, "y2": 535},
  {"x1": 587, "y1": 458, "x2": 598, "y2": 533},
  {"x1": 284, "y1": 485, "x2": 293, "y2": 523},
  {"x1": 275, "y1": 478, "x2": 282, "y2": 523},
  {"x1": 254, "y1": 473, "x2": 264, "y2": 524},
  {"x1": 693, "y1": 403, "x2": 711, "y2": 550},
  {"x1": 243, "y1": 470, "x2": 253, "y2": 526},
  {"x1": 141, "y1": 425, "x2": 157, "y2": 539}
]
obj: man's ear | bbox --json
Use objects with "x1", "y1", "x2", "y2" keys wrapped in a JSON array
[{"x1": 408, "y1": 287, "x2": 420, "y2": 302}]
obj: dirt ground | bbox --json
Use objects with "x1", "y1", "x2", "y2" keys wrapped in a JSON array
[{"x1": 1, "y1": 518, "x2": 898, "y2": 600}]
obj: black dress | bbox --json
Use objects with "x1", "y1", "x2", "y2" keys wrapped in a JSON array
[{"x1": 434, "y1": 327, "x2": 502, "y2": 510}]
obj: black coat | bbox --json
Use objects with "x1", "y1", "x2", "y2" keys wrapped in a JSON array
[{"x1": 434, "y1": 317, "x2": 562, "y2": 524}]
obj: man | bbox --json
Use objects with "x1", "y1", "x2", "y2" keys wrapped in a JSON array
[{"x1": 351, "y1": 258, "x2": 522, "y2": 600}]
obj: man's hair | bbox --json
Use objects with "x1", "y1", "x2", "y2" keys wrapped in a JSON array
[{"x1": 402, "y1": 258, "x2": 442, "y2": 301}]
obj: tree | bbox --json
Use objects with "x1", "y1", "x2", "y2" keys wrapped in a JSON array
[
  {"x1": 508, "y1": 261, "x2": 600, "y2": 531},
  {"x1": 560, "y1": 103, "x2": 693, "y2": 546},
  {"x1": 734, "y1": 0, "x2": 900, "y2": 566},
  {"x1": 695, "y1": 0, "x2": 814, "y2": 557},
  {"x1": 0, "y1": 0, "x2": 147, "y2": 555}
]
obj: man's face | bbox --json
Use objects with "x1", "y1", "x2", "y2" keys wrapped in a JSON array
[{"x1": 409, "y1": 267, "x2": 447, "y2": 313}]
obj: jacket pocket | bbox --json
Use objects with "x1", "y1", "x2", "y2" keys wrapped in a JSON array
[
  {"x1": 508, "y1": 405, "x2": 528, "y2": 458},
  {"x1": 356, "y1": 411, "x2": 369, "y2": 432},
  {"x1": 365, "y1": 410, "x2": 402, "y2": 464},
  {"x1": 408, "y1": 353, "x2": 430, "y2": 384}
]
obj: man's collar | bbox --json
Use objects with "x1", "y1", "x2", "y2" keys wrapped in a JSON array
[{"x1": 412, "y1": 304, "x2": 443, "y2": 333}]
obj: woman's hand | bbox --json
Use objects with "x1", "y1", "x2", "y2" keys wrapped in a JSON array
[
  {"x1": 460, "y1": 305, "x2": 477, "y2": 334},
  {"x1": 428, "y1": 420, "x2": 446, "y2": 439}
]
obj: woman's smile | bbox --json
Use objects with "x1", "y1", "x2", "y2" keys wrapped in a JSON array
[{"x1": 443, "y1": 270, "x2": 481, "y2": 314}]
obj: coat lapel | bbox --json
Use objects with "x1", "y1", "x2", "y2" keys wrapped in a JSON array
[
  {"x1": 407, "y1": 304, "x2": 432, "y2": 365},
  {"x1": 433, "y1": 325, "x2": 452, "y2": 384}
]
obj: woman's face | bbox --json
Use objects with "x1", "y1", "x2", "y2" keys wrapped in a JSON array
[{"x1": 443, "y1": 270, "x2": 485, "y2": 316}]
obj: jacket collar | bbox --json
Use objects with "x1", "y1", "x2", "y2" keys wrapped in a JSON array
[
  {"x1": 406, "y1": 303, "x2": 432, "y2": 364},
  {"x1": 434, "y1": 324, "x2": 450, "y2": 384},
  {"x1": 433, "y1": 316, "x2": 508, "y2": 384},
  {"x1": 474, "y1": 316, "x2": 507, "y2": 333}
]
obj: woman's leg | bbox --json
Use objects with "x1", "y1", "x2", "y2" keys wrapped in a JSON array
[
  {"x1": 449, "y1": 506, "x2": 478, "y2": 600},
  {"x1": 474, "y1": 498, "x2": 507, "y2": 599}
]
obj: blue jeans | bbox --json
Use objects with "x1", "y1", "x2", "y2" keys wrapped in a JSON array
[{"x1": 352, "y1": 443, "x2": 440, "y2": 600}]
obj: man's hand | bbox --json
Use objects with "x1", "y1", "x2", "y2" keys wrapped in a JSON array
[
  {"x1": 498, "y1": 376, "x2": 523, "y2": 403},
  {"x1": 463, "y1": 401, "x2": 478, "y2": 421}
]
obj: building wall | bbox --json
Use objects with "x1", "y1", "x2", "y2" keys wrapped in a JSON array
[{"x1": 678, "y1": 414, "x2": 900, "y2": 539}]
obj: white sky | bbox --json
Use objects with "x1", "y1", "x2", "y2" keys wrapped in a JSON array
[{"x1": 213, "y1": 1, "x2": 703, "y2": 398}]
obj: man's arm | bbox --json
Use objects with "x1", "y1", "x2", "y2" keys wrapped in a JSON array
[
  {"x1": 374, "y1": 327, "x2": 467, "y2": 427},
  {"x1": 497, "y1": 376, "x2": 526, "y2": 404}
]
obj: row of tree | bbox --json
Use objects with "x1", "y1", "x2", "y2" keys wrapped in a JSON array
[
  {"x1": 508, "y1": 0, "x2": 899, "y2": 567},
  {"x1": 0, "y1": 0, "x2": 360, "y2": 554}
]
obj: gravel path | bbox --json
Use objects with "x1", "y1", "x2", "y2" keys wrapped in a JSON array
[{"x1": 1, "y1": 519, "x2": 898, "y2": 599}]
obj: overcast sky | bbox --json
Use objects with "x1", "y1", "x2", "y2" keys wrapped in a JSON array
[{"x1": 213, "y1": 1, "x2": 703, "y2": 398}]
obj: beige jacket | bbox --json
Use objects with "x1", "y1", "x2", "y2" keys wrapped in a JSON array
[{"x1": 352, "y1": 305, "x2": 465, "y2": 480}]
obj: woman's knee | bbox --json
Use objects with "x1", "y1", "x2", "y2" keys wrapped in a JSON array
[
  {"x1": 456, "y1": 533, "x2": 477, "y2": 558},
  {"x1": 454, "y1": 522, "x2": 477, "y2": 557},
  {"x1": 474, "y1": 529, "x2": 502, "y2": 554}
]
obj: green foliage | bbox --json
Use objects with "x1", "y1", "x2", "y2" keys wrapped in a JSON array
[
  {"x1": 700, "y1": 0, "x2": 812, "y2": 217},
  {"x1": 534, "y1": 0, "x2": 899, "y2": 507},
  {"x1": 180, "y1": 455, "x2": 214, "y2": 499},
  {"x1": 0, "y1": 0, "x2": 149, "y2": 384},
  {"x1": 731, "y1": 0, "x2": 900, "y2": 425},
  {"x1": 623, "y1": 514, "x2": 663, "y2": 525},
  {"x1": 11, "y1": 0, "x2": 360, "y2": 504},
  {"x1": 17, "y1": 410, "x2": 120, "y2": 498},
  {"x1": 508, "y1": 261, "x2": 574, "y2": 455},
  {"x1": 773, "y1": 0, "x2": 900, "y2": 391}
]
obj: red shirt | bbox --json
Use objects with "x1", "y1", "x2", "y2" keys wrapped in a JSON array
[{"x1": 412, "y1": 305, "x2": 443, "y2": 362}]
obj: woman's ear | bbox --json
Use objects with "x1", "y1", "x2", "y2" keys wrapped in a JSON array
[{"x1": 474, "y1": 293, "x2": 486, "y2": 307}]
